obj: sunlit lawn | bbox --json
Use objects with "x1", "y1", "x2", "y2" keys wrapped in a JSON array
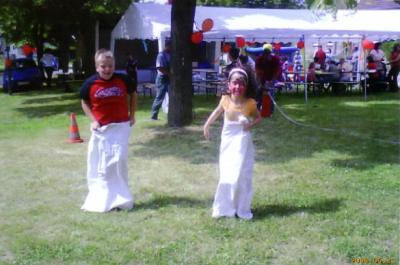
[{"x1": 0, "y1": 85, "x2": 399, "y2": 265}]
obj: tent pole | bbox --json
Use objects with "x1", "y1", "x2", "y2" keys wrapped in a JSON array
[
  {"x1": 364, "y1": 49, "x2": 367, "y2": 100},
  {"x1": 303, "y1": 35, "x2": 308, "y2": 104}
]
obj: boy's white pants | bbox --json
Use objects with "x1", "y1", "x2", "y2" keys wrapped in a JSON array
[
  {"x1": 212, "y1": 118, "x2": 254, "y2": 220},
  {"x1": 81, "y1": 122, "x2": 133, "y2": 212}
]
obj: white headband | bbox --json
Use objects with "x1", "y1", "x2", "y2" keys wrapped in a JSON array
[{"x1": 228, "y1": 68, "x2": 248, "y2": 84}]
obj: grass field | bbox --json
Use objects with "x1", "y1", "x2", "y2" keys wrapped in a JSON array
[{"x1": 0, "y1": 86, "x2": 399, "y2": 265}]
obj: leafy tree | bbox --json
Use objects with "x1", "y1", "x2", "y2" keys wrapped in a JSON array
[
  {"x1": 305, "y1": 0, "x2": 357, "y2": 18},
  {"x1": 197, "y1": 0, "x2": 365, "y2": 9},
  {"x1": 0, "y1": 0, "x2": 130, "y2": 73},
  {"x1": 197, "y1": 0, "x2": 305, "y2": 8}
]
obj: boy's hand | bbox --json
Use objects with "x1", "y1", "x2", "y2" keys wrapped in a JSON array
[
  {"x1": 91, "y1": 120, "x2": 100, "y2": 131},
  {"x1": 130, "y1": 116, "x2": 136, "y2": 126}
]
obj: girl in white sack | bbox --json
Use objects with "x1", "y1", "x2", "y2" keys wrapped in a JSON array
[{"x1": 203, "y1": 68, "x2": 261, "y2": 220}]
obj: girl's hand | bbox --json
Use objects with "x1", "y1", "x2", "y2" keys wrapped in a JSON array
[
  {"x1": 203, "y1": 126, "x2": 211, "y2": 140},
  {"x1": 243, "y1": 114, "x2": 262, "y2": 131},
  {"x1": 243, "y1": 123, "x2": 252, "y2": 131},
  {"x1": 91, "y1": 120, "x2": 100, "y2": 131}
]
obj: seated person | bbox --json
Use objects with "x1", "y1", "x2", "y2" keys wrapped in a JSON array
[
  {"x1": 307, "y1": 62, "x2": 317, "y2": 83},
  {"x1": 370, "y1": 42, "x2": 386, "y2": 80},
  {"x1": 324, "y1": 59, "x2": 340, "y2": 83},
  {"x1": 366, "y1": 54, "x2": 384, "y2": 93},
  {"x1": 338, "y1": 58, "x2": 353, "y2": 82},
  {"x1": 293, "y1": 61, "x2": 303, "y2": 82},
  {"x1": 313, "y1": 56, "x2": 322, "y2": 71},
  {"x1": 367, "y1": 55, "x2": 379, "y2": 80}
]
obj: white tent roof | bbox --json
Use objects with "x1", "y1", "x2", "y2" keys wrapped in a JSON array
[{"x1": 111, "y1": 3, "x2": 400, "y2": 50}]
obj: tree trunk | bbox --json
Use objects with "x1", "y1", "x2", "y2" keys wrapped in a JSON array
[
  {"x1": 168, "y1": 1, "x2": 196, "y2": 127},
  {"x1": 77, "y1": 24, "x2": 96, "y2": 77},
  {"x1": 34, "y1": 21, "x2": 44, "y2": 62},
  {"x1": 58, "y1": 30, "x2": 71, "y2": 73}
]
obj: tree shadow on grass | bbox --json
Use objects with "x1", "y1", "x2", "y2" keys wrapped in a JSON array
[
  {"x1": 21, "y1": 93, "x2": 79, "y2": 105},
  {"x1": 252, "y1": 198, "x2": 343, "y2": 220},
  {"x1": 132, "y1": 124, "x2": 220, "y2": 164},
  {"x1": 133, "y1": 194, "x2": 211, "y2": 211},
  {"x1": 15, "y1": 92, "x2": 160, "y2": 118},
  {"x1": 16, "y1": 100, "x2": 83, "y2": 118},
  {"x1": 12, "y1": 90, "x2": 83, "y2": 118}
]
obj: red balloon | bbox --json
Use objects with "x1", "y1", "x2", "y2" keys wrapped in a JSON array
[
  {"x1": 362, "y1": 39, "x2": 374, "y2": 50},
  {"x1": 222, "y1": 43, "x2": 231, "y2": 53},
  {"x1": 201, "y1": 18, "x2": 214, "y2": 32},
  {"x1": 191, "y1": 31, "x2": 203, "y2": 44},
  {"x1": 297, "y1": 40, "x2": 305, "y2": 49},
  {"x1": 22, "y1": 44, "x2": 34, "y2": 56},
  {"x1": 236, "y1": 36, "x2": 245, "y2": 48}
]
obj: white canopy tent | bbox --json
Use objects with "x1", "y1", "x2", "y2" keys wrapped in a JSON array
[
  {"x1": 111, "y1": 3, "x2": 400, "y2": 51},
  {"x1": 111, "y1": 3, "x2": 399, "y2": 101}
]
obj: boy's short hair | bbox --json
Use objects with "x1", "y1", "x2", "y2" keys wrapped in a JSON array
[{"x1": 95, "y1": 49, "x2": 114, "y2": 66}]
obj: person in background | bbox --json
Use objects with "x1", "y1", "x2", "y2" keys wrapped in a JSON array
[
  {"x1": 313, "y1": 45, "x2": 326, "y2": 70},
  {"x1": 369, "y1": 42, "x2": 386, "y2": 80},
  {"x1": 306, "y1": 62, "x2": 317, "y2": 83},
  {"x1": 223, "y1": 47, "x2": 240, "y2": 78},
  {"x1": 80, "y1": 49, "x2": 137, "y2": 212},
  {"x1": 351, "y1": 46, "x2": 359, "y2": 75},
  {"x1": 255, "y1": 43, "x2": 281, "y2": 110},
  {"x1": 387, "y1": 43, "x2": 400, "y2": 92},
  {"x1": 293, "y1": 60, "x2": 303, "y2": 82},
  {"x1": 238, "y1": 54, "x2": 258, "y2": 99},
  {"x1": 325, "y1": 59, "x2": 340, "y2": 81},
  {"x1": 293, "y1": 50, "x2": 302, "y2": 65},
  {"x1": 366, "y1": 55, "x2": 378, "y2": 77},
  {"x1": 150, "y1": 40, "x2": 171, "y2": 120},
  {"x1": 313, "y1": 56, "x2": 321, "y2": 71},
  {"x1": 338, "y1": 58, "x2": 353, "y2": 82},
  {"x1": 40, "y1": 49, "x2": 57, "y2": 87},
  {"x1": 126, "y1": 53, "x2": 138, "y2": 89}
]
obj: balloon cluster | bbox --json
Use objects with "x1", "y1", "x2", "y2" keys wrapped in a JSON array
[
  {"x1": 191, "y1": 18, "x2": 214, "y2": 44},
  {"x1": 221, "y1": 36, "x2": 250, "y2": 54},
  {"x1": 221, "y1": 36, "x2": 301, "y2": 54}
]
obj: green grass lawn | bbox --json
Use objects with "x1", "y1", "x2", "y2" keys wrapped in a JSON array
[{"x1": 0, "y1": 87, "x2": 399, "y2": 265}]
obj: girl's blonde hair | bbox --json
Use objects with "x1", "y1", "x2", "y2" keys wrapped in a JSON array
[{"x1": 94, "y1": 49, "x2": 114, "y2": 66}]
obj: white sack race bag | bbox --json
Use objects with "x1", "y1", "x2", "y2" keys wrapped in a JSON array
[
  {"x1": 212, "y1": 116, "x2": 255, "y2": 220},
  {"x1": 81, "y1": 121, "x2": 133, "y2": 212}
]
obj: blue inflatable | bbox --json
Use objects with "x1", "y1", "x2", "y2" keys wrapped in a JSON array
[{"x1": 245, "y1": 46, "x2": 299, "y2": 55}]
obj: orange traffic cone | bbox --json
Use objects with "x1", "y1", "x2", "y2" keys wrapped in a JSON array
[{"x1": 68, "y1": 113, "x2": 84, "y2": 143}]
